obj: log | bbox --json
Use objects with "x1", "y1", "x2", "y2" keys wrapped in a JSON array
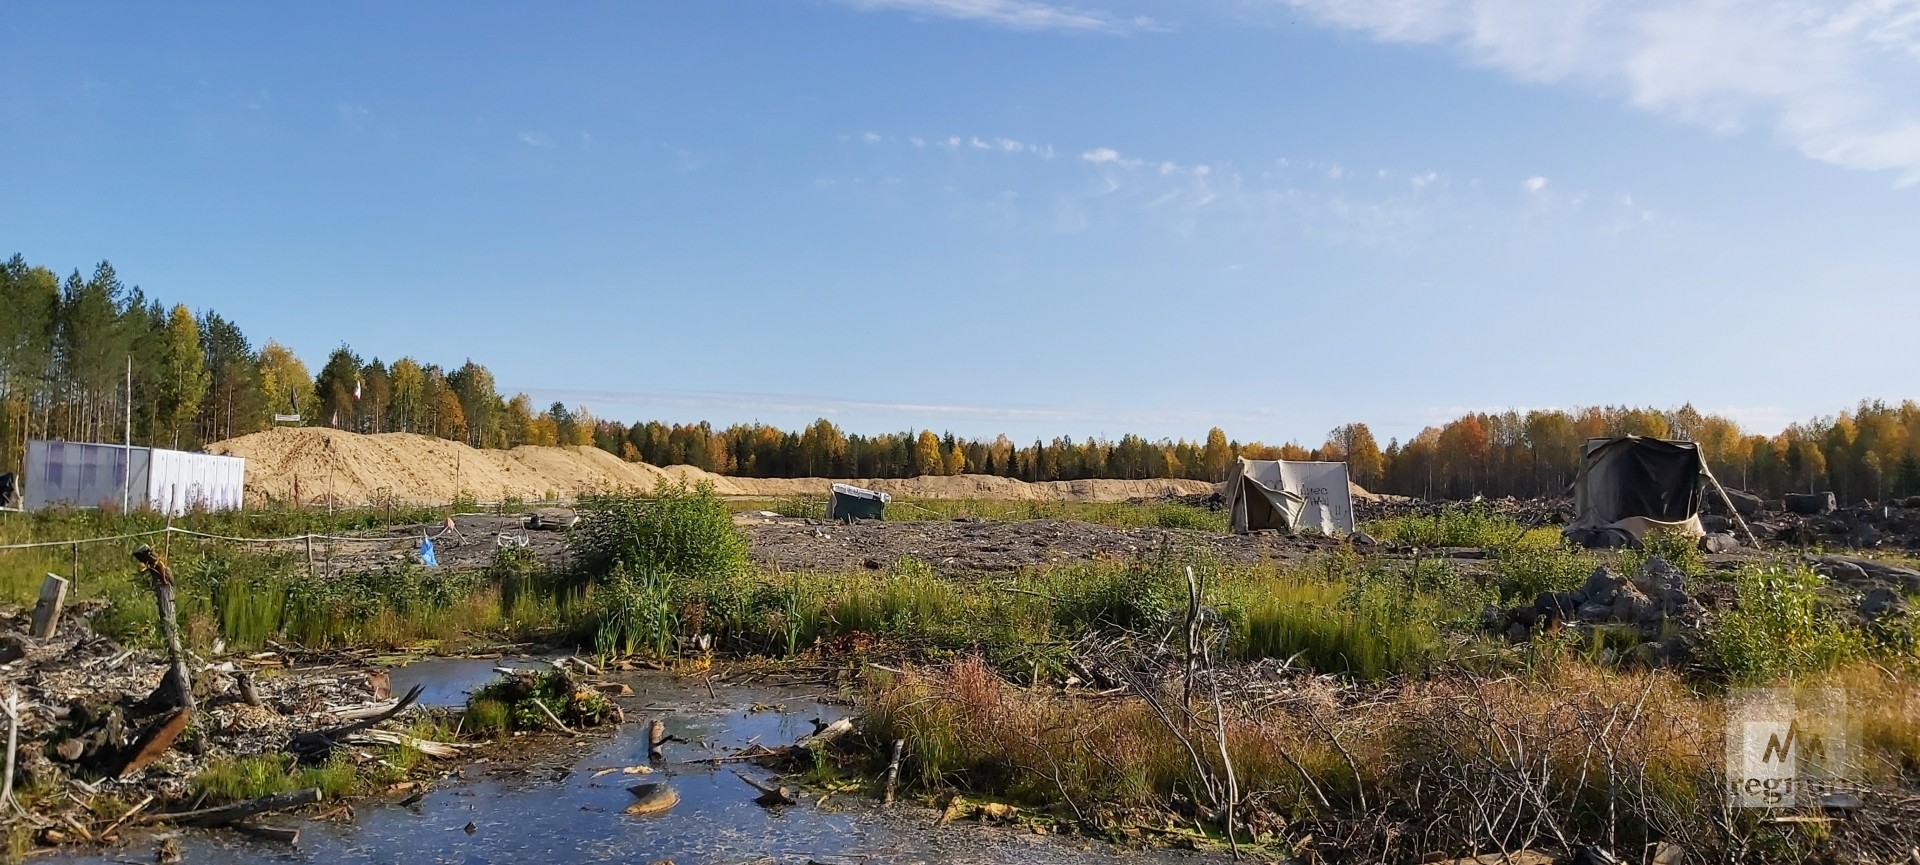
[
  {"x1": 141, "y1": 787, "x2": 322, "y2": 828},
  {"x1": 230, "y1": 821, "x2": 300, "y2": 844},
  {"x1": 30, "y1": 574, "x2": 69, "y2": 639},
  {"x1": 883, "y1": 738, "x2": 905, "y2": 805},
  {"x1": 131, "y1": 547, "x2": 194, "y2": 712},
  {"x1": 734, "y1": 771, "x2": 797, "y2": 807},
  {"x1": 111, "y1": 707, "x2": 194, "y2": 779},
  {"x1": 793, "y1": 717, "x2": 853, "y2": 749}
]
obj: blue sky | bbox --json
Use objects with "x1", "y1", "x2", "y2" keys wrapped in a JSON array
[{"x1": 4, "y1": 0, "x2": 1918, "y2": 447}]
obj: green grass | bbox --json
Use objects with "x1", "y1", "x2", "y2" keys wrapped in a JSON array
[
  {"x1": 1364, "y1": 505, "x2": 1539, "y2": 549},
  {"x1": 1710, "y1": 563, "x2": 1867, "y2": 681},
  {"x1": 192, "y1": 754, "x2": 357, "y2": 803}
]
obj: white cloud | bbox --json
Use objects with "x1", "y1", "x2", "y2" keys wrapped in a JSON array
[
  {"x1": 1081, "y1": 146, "x2": 1145, "y2": 168},
  {"x1": 997, "y1": 137, "x2": 1024, "y2": 152},
  {"x1": 834, "y1": 0, "x2": 1147, "y2": 34},
  {"x1": 970, "y1": 136, "x2": 993, "y2": 149},
  {"x1": 1411, "y1": 171, "x2": 1440, "y2": 189},
  {"x1": 1283, "y1": 0, "x2": 1920, "y2": 183},
  {"x1": 862, "y1": 131, "x2": 882, "y2": 143},
  {"x1": 910, "y1": 136, "x2": 927, "y2": 147},
  {"x1": 1524, "y1": 175, "x2": 1549, "y2": 192},
  {"x1": 518, "y1": 132, "x2": 552, "y2": 147},
  {"x1": 1326, "y1": 165, "x2": 1344, "y2": 180}
]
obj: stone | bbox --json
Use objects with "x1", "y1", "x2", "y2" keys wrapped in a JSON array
[
  {"x1": 1350, "y1": 530, "x2": 1378, "y2": 546},
  {"x1": 0, "y1": 632, "x2": 28, "y2": 664},
  {"x1": 1631, "y1": 557, "x2": 1687, "y2": 598},
  {"x1": 1580, "y1": 567, "x2": 1624, "y2": 606},
  {"x1": 1610, "y1": 587, "x2": 1658, "y2": 625},
  {"x1": 1479, "y1": 605, "x2": 1508, "y2": 632},
  {"x1": 1697, "y1": 532, "x2": 1740, "y2": 553},
  {"x1": 1861, "y1": 588, "x2": 1908, "y2": 622},
  {"x1": 1784, "y1": 492, "x2": 1837, "y2": 515},
  {"x1": 1506, "y1": 621, "x2": 1532, "y2": 643},
  {"x1": 1701, "y1": 514, "x2": 1731, "y2": 533},
  {"x1": 1846, "y1": 524, "x2": 1881, "y2": 548},
  {"x1": 1576, "y1": 601, "x2": 1614, "y2": 623}
]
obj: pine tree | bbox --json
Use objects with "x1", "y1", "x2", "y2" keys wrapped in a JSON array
[{"x1": 313, "y1": 346, "x2": 363, "y2": 429}]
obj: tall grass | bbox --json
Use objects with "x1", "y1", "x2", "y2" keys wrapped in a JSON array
[
  {"x1": 1711, "y1": 564, "x2": 1866, "y2": 681},
  {"x1": 1365, "y1": 505, "x2": 1537, "y2": 549}
]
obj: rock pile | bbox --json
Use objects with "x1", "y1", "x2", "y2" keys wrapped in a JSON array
[{"x1": 1481, "y1": 557, "x2": 1704, "y2": 666}]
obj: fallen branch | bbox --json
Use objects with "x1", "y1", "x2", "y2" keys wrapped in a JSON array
[
  {"x1": 141, "y1": 788, "x2": 322, "y2": 828},
  {"x1": 230, "y1": 822, "x2": 300, "y2": 844},
  {"x1": 345, "y1": 728, "x2": 472, "y2": 758},
  {"x1": 288, "y1": 684, "x2": 424, "y2": 760},
  {"x1": 734, "y1": 771, "x2": 797, "y2": 806}
]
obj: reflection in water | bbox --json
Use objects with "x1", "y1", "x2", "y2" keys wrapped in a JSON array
[{"x1": 56, "y1": 665, "x2": 1216, "y2": 864}]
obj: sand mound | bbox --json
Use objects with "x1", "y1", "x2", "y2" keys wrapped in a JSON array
[{"x1": 207, "y1": 428, "x2": 1215, "y2": 506}]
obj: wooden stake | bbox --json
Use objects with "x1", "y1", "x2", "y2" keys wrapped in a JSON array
[
  {"x1": 237, "y1": 671, "x2": 262, "y2": 707},
  {"x1": 883, "y1": 738, "x2": 905, "y2": 805},
  {"x1": 31, "y1": 573, "x2": 69, "y2": 639},
  {"x1": 132, "y1": 546, "x2": 195, "y2": 712},
  {"x1": 648, "y1": 718, "x2": 666, "y2": 759},
  {"x1": 2, "y1": 688, "x2": 19, "y2": 815}
]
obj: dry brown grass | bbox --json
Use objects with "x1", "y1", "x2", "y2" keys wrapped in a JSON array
[{"x1": 859, "y1": 656, "x2": 1920, "y2": 860}]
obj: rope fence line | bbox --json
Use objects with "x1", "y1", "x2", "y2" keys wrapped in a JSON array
[{"x1": 0, "y1": 523, "x2": 464, "y2": 552}]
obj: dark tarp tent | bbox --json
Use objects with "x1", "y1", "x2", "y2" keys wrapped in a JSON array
[
  {"x1": 1564, "y1": 436, "x2": 1711, "y2": 547},
  {"x1": 826, "y1": 483, "x2": 890, "y2": 521}
]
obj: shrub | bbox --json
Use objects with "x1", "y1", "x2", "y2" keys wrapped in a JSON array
[
  {"x1": 1492, "y1": 542, "x2": 1592, "y2": 604},
  {"x1": 1710, "y1": 564, "x2": 1864, "y2": 681},
  {"x1": 1624, "y1": 527, "x2": 1704, "y2": 577},
  {"x1": 569, "y1": 482, "x2": 747, "y2": 581}
]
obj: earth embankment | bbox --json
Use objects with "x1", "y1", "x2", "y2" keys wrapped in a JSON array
[{"x1": 207, "y1": 428, "x2": 1215, "y2": 506}]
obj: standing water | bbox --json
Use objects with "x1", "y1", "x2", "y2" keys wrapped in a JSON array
[{"x1": 56, "y1": 661, "x2": 1222, "y2": 865}]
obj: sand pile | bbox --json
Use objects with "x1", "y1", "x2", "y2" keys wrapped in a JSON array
[{"x1": 207, "y1": 428, "x2": 1215, "y2": 506}]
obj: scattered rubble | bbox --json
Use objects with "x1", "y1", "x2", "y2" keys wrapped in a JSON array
[{"x1": 1481, "y1": 557, "x2": 1704, "y2": 667}]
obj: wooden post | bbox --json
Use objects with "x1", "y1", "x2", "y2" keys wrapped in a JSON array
[
  {"x1": 2, "y1": 688, "x2": 18, "y2": 815},
  {"x1": 883, "y1": 738, "x2": 905, "y2": 805},
  {"x1": 132, "y1": 546, "x2": 195, "y2": 712},
  {"x1": 70, "y1": 543, "x2": 79, "y2": 589},
  {"x1": 648, "y1": 718, "x2": 666, "y2": 760},
  {"x1": 30, "y1": 574, "x2": 69, "y2": 639},
  {"x1": 305, "y1": 533, "x2": 314, "y2": 578},
  {"x1": 237, "y1": 671, "x2": 262, "y2": 707}
]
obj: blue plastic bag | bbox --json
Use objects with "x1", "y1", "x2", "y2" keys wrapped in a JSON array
[{"x1": 418, "y1": 535, "x2": 437, "y2": 567}]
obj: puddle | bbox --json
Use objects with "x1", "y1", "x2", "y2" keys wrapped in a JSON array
[
  {"x1": 54, "y1": 673, "x2": 1223, "y2": 865},
  {"x1": 382, "y1": 655, "x2": 555, "y2": 708}
]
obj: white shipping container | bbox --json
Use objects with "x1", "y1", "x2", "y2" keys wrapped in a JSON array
[{"x1": 24, "y1": 440, "x2": 245, "y2": 515}]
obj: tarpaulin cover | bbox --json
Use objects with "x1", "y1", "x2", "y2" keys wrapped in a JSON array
[
  {"x1": 826, "y1": 482, "x2": 891, "y2": 521},
  {"x1": 1223, "y1": 458, "x2": 1355, "y2": 535},
  {"x1": 1565, "y1": 437, "x2": 1707, "y2": 541}
]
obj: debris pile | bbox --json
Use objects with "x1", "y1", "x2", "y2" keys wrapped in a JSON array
[
  {"x1": 1480, "y1": 557, "x2": 1704, "y2": 666},
  {"x1": 0, "y1": 604, "x2": 418, "y2": 849}
]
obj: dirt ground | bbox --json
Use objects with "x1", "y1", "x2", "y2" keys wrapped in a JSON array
[{"x1": 737, "y1": 513, "x2": 1340, "y2": 573}]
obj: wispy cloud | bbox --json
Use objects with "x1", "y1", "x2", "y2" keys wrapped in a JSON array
[
  {"x1": 834, "y1": 0, "x2": 1153, "y2": 34},
  {"x1": 1524, "y1": 175, "x2": 1548, "y2": 193},
  {"x1": 518, "y1": 131, "x2": 552, "y2": 147},
  {"x1": 1281, "y1": 0, "x2": 1920, "y2": 184}
]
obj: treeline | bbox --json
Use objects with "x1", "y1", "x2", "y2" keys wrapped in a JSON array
[
  {"x1": 0, "y1": 255, "x2": 596, "y2": 470},
  {"x1": 585, "y1": 403, "x2": 1920, "y2": 504},
  {"x1": 6, "y1": 255, "x2": 1917, "y2": 503}
]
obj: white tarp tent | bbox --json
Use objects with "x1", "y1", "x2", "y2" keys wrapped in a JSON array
[
  {"x1": 24, "y1": 440, "x2": 245, "y2": 515},
  {"x1": 1223, "y1": 458, "x2": 1355, "y2": 535}
]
